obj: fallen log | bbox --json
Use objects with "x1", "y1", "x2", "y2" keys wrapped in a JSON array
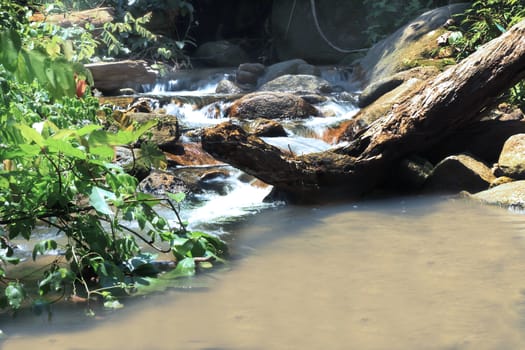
[{"x1": 202, "y1": 19, "x2": 525, "y2": 202}]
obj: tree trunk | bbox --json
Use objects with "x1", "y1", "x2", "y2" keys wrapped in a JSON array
[{"x1": 202, "y1": 19, "x2": 525, "y2": 202}]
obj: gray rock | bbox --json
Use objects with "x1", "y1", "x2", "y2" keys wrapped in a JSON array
[
  {"x1": 355, "y1": 3, "x2": 469, "y2": 87},
  {"x1": 468, "y1": 180, "x2": 525, "y2": 209},
  {"x1": 249, "y1": 118, "x2": 288, "y2": 137},
  {"x1": 215, "y1": 79, "x2": 243, "y2": 94},
  {"x1": 86, "y1": 60, "x2": 157, "y2": 93},
  {"x1": 259, "y1": 74, "x2": 333, "y2": 94},
  {"x1": 238, "y1": 63, "x2": 266, "y2": 75},
  {"x1": 495, "y1": 134, "x2": 525, "y2": 179},
  {"x1": 138, "y1": 170, "x2": 188, "y2": 196},
  {"x1": 424, "y1": 154, "x2": 495, "y2": 193},
  {"x1": 258, "y1": 59, "x2": 318, "y2": 85},
  {"x1": 193, "y1": 40, "x2": 249, "y2": 67}
]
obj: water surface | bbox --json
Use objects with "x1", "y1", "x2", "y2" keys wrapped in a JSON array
[{"x1": 4, "y1": 196, "x2": 525, "y2": 350}]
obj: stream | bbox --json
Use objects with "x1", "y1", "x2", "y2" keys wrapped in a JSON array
[{"x1": 3, "y1": 70, "x2": 525, "y2": 349}]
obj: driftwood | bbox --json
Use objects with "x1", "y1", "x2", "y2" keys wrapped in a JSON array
[{"x1": 202, "y1": 20, "x2": 525, "y2": 202}]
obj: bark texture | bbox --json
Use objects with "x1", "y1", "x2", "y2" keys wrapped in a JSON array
[{"x1": 202, "y1": 20, "x2": 525, "y2": 202}]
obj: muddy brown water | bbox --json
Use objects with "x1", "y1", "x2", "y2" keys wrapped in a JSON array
[{"x1": 3, "y1": 195, "x2": 525, "y2": 350}]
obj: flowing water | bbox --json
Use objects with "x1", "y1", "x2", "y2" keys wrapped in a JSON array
[
  {"x1": 4, "y1": 196, "x2": 525, "y2": 350},
  {"x1": 4, "y1": 70, "x2": 525, "y2": 349}
]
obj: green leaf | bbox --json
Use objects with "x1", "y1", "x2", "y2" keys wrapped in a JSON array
[
  {"x1": 0, "y1": 30, "x2": 21, "y2": 72},
  {"x1": 16, "y1": 124, "x2": 45, "y2": 147},
  {"x1": 104, "y1": 299, "x2": 124, "y2": 309},
  {"x1": 89, "y1": 186, "x2": 116, "y2": 216},
  {"x1": 161, "y1": 257, "x2": 195, "y2": 279},
  {"x1": 32, "y1": 239, "x2": 58, "y2": 261},
  {"x1": 5, "y1": 282, "x2": 25, "y2": 309},
  {"x1": 168, "y1": 192, "x2": 186, "y2": 203}
]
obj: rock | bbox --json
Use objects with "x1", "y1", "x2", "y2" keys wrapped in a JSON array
[
  {"x1": 258, "y1": 59, "x2": 319, "y2": 86},
  {"x1": 238, "y1": 63, "x2": 266, "y2": 75},
  {"x1": 354, "y1": 3, "x2": 469, "y2": 87},
  {"x1": 125, "y1": 112, "x2": 180, "y2": 152},
  {"x1": 358, "y1": 66, "x2": 439, "y2": 108},
  {"x1": 215, "y1": 79, "x2": 243, "y2": 94},
  {"x1": 193, "y1": 40, "x2": 249, "y2": 67},
  {"x1": 248, "y1": 118, "x2": 288, "y2": 137},
  {"x1": 468, "y1": 180, "x2": 525, "y2": 209},
  {"x1": 271, "y1": 0, "x2": 368, "y2": 63},
  {"x1": 490, "y1": 176, "x2": 514, "y2": 188},
  {"x1": 494, "y1": 134, "x2": 525, "y2": 179},
  {"x1": 235, "y1": 70, "x2": 259, "y2": 86},
  {"x1": 259, "y1": 74, "x2": 333, "y2": 94},
  {"x1": 165, "y1": 142, "x2": 223, "y2": 167},
  {"x1": 138, "y1": 171, "x2": 188, "y2": 196},
  {"x1": 114, "y1": 147, "x2": 151, "y2": 180},
  {"x1": 424, "y1": 154, "x2": 496, "y2": 193},
  {"x1": 85, "y1": 60, "x2": 157, "y2": 94},
  {"x1": 227, "y1": 91, "x2": 319, "y2": 120}
]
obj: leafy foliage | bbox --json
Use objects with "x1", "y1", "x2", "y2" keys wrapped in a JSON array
[
  {"x1": 446, "y1": 0, "x2": 525, "y2": 109},
  {"x1": 0, "y1": 18, "x2": 226, "y2": 315}
]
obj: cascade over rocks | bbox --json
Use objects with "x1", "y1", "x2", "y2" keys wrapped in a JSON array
[{"x1": 202, "y1": 19, "x2": 525, "y2": 203}]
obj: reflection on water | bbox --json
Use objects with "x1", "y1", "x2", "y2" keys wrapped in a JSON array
[{"x1": 4, "y1": 196, "x2": 525, "y2": 350}]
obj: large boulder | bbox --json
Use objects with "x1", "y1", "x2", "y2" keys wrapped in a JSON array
[
  {"x1": 227, "y1": 91, "x2": 319, "y2": 120},
  {"x1": 494, "y1": 134, "x2": 525, "y2": 179},
  {"x1": 85, "y1": 60, "x2": 157, "y2": 94},
  {"x1": 259, "y1": 74, "x2": 333, "y2": 94},
  {"x1": 165, "y1": 142, "x2": 223, "y2": 166},
  {"x1": 354, "y1": 3, "x2": 469, "y2": 87},
  {"x1": 424, "y1": 154, "x2": 495, "y2": 193}
]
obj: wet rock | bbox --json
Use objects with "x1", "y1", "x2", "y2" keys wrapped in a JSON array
[
  {"x1": 165, "y1": 142, "x2": 223, "y2": 167},
  {"x1": 259, "y1": 74, "x2": 333, "y2": 94},
  {"x1": 138, "y1": 171, "x2": 188, "y2": 196},
  {"x1": 358, "y1": 66, "x2": 439, "y2": 108},
  {"x1": 258, "y1": 59, "x2": 319, "y2": 86},
  {"x1": 227, "y1": 91, "x2": 319, "y2": 120},
  {"x1": 354, "y1": 3, "x2": 469, "y2": 87},
  {"x1": 126, "y1": 112, "x2": 180, "y2": 152},
  {"x1": 238, "y1": 63, "x2": 266, "y2": 75},
  {"x1": 467, "y1": 180, "x2": 525, "y2": 209},
  {"x1": 193, "y1": 40, "x2": 249, "y2": 67},
  {"x1": 494, "y1": 134, "x2": 525, "y2": 179},
  {"x1": 248, "y1": 118, "x2": 288, "y2": 137},
  {"x1": 172, "y1": 166, "x2": 233, "y2": 196},
  {"x1": 215, "y1": 79, "x2": 243, "y2": 94},
  {"x1": 235, "y1": 70, "x2": 259, "y2": 86},
  {"x1": 236, "y1": 63, "x2": 266, "y2": 88},
  {"x1": 85, "y1": 60, "x2": 157, "y2": 94},
  {"x1": 424, "y1": 154, "x2": 495, "y2": 193}
]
